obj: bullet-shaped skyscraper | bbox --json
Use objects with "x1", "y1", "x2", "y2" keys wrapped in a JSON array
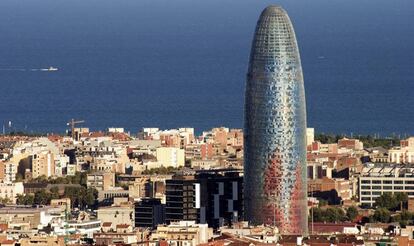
[{"x1": 244, "y1": 6, "x2": 308, "y2": 235}]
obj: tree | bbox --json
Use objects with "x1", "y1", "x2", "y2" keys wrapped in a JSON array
[
  {"x1": 33, "y1": 175, "x2": 48, "y2": 183},
  {"x1": 375, "y1": 193, "x2": 407, "y2": 211},
  {"x1": 394, "y1": 192, "x2": 408, "y2": 210},
  {"x1": 83, "y1": 188, "x2": 98, "y2": 208},
  {"x1": 50, "y1": 186, "x2": 60, "y2": 200},
  {"x1": 373, "y1": 208, "x2": 391, "y2": 223},
  {"x1": 309, "y1": 207, "x2": 346, "y2": 223},
  {"x1": 310, "y1": 207, "x2": 324, "y2": 222},
  {"x1": 375, "y1": 193, "x2": 398, "y2": 210},
  {"x1": 0, "y1": 197, "x2": 12, "y2": 205},
  {"x1": 325, "y1": 207, "x2": 346, "y2": 222},
  {"x1": 16, "y1": 194, "x2": 35, "y2": 205},
  {"x1": 318, "y1": 199, "x2": 328, "y2": 207},
  {"x1": 34, "y1": 190, "x2": 51, "y2": 205},
  {"x1": 346, "y1": 206, "x2": 359, "y2": 221},
  {"x1": 64, "y1": 186, "x2": 97, "y2": 209}
]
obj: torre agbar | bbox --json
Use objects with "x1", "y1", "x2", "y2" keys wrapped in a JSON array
[{"x1": 244, "y1": 6, "x2": 308, "y2": 235}]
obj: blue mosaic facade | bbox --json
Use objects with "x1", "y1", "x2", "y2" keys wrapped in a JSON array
[{"x1": 244, "y1": 5, "x2": 308, "y2": 235}]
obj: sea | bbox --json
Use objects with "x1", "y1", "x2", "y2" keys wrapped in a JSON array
[{"x1": 0, "y1": 0, "x2": 413, "y2": 136}]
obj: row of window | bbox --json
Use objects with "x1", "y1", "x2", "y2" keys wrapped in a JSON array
[
  {"x1": 361, "y1": 180, "x2": 414, "y2": 184},
  {"x1": 361, "y1": 185, "x2": 414, "y2": 190}
]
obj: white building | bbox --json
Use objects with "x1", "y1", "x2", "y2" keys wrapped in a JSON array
[
  {"x1": 389, "y1": 137, "x2": 414, "y2": 164},
  {"x1": 156, "y1": 147, "x2": 185, "y2": 168},
  {"x1": 3, "y1": 162, "x2": 17, "y2": 183},
  {"x1": 359, "y1": 163, "x2": 414, "y2": 207},
  {"x1": 0, "y1": 182, "x2": 24, "y2": 203}
]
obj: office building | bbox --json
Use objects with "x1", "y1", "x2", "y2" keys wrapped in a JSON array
[
  {"x1": 134, "y1": 198, "x2": 165, "y2": 229},
  {"x1": 244, "y1": 5, "x2": 308, "y2": 235}
]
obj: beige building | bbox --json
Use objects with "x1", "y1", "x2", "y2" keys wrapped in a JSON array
[
  {"x1": 31, "y1": 151, "x2": 55, "y2": 178},
  {"x1": 0, "y1": 182, "x2": 24, "y2": 203},
  {"x1": 20, "y1": 235, "x2": 64, "y2": 246},
  {"x1": 87, "y1": 172, "x2": 115, "y2": 191},
  {"x1": 151, "y1": 221, "x2": 212, "y2": 245},
  {"x1": 97, "y1": 206, "x2": 134, "y2": 229},
  {"x1": 389, "y1": 137, "x2": 414, "y2": 163},
  {"x1": 0, "y1": 161, "x2": 16, "y2": 184},
  {"x1": 50, "y1": 198, "x2": 71, "y2": 210},
  {"x1": 156, "y1": 147, "x2": 185, "y2": 168},
  {"x1": 0, "y1": 206, "x2": 64, "y2": 229},
  {"x1": 128, "y1": 178, "x2": 149, "y2": 199}
]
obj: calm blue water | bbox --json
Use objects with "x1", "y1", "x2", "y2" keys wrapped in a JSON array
[{"x1": 0, "y1": 0, "x2": 413, "y2": 135}]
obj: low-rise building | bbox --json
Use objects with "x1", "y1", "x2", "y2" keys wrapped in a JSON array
[
  {"x1": 0, "y1": 182, "x2": 24, "y2": 203},
  {"x1": 151, "y1": 221, "x2": 212, "y2": 245},
  {"x1": 20, "y1": 235, "x2": 64, "y2": 246},
  {"x1": 87, "y1": 172, "x2": 115, "y2": 191},
  {"x1": 0, "y1": 206, "x2": 64, "y2": 229},
  {"x1": 97, "y1": 206, "x2": 134, "y2": 229}
]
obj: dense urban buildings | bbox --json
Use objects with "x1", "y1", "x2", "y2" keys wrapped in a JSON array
[
  {"x1": 0, "y1": 2, "x2": 411, "y2": 245},
  {"x1": 244, "y1": 5, "x2": 308, "y2": 235},
  {"x1": 1, "y1": 125, "x2": 414, "y2": 244}
]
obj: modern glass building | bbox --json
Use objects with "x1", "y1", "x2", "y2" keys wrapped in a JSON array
[{"x1": 244, "y1": 5, "x2": 308, "y2": 235}]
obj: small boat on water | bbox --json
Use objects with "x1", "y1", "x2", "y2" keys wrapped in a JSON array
[{"x1": 41, "y1": 66, "x2": 58, "y2": 71}]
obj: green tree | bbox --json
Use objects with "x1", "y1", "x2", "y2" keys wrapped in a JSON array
[
  {"x1": 309, "y1": 207, "x2": 346, "y2": 223},
  {"x1": 394, "y1": 192, "x2": 408, "y2": 210},
  {"x1": 0, "y1": 197, "x2": 12, "y2": 205},
  {"x1": 16, "y1": 194, "x2": 35, "y2": 205},
  {"x1": 310, "y1": 207, "x2": 324, "y2": 222},
  {"x1": 34, "y1": 190, "x2": 51, "y2": 205},
  {"x1": 64, "y1": 186, "x2": 80, "y2": 208},
  {"x1": 325, "y1": 207, "x2": 346, "y2": 222},
  {"x1": 64, "y1": 186, "x2": 97, "y2": 209},
  {"x1": 373, "y1": 208, "x2": 391, "y2": 223},
  {"x1": 375, "y1": 193, "x2": 398, "y2": 210},
  {"x1": 34, "y1": 175, "x2": 48, "y2": 183},
  {"x1": 346, "y1": 206, "x2": 359, "y2": 221},
  {"x1": 83, "y1": 188, "x2": 98, "y2": 208},
  {"x1": 318, "y1": 199, "x2": 328, "y2": 207},
  {"x1": 50, "y1": 186, "x2": 60, "y2": 199}
]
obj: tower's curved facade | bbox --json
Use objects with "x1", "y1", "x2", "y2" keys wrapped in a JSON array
[{"x1": 244, "y1": 5, "x2": 308, "y2": 235}]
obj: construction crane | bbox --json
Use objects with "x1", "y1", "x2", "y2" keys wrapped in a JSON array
[{"x1": 67, "y1": 119, "x2": 85, "y2": 140}]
